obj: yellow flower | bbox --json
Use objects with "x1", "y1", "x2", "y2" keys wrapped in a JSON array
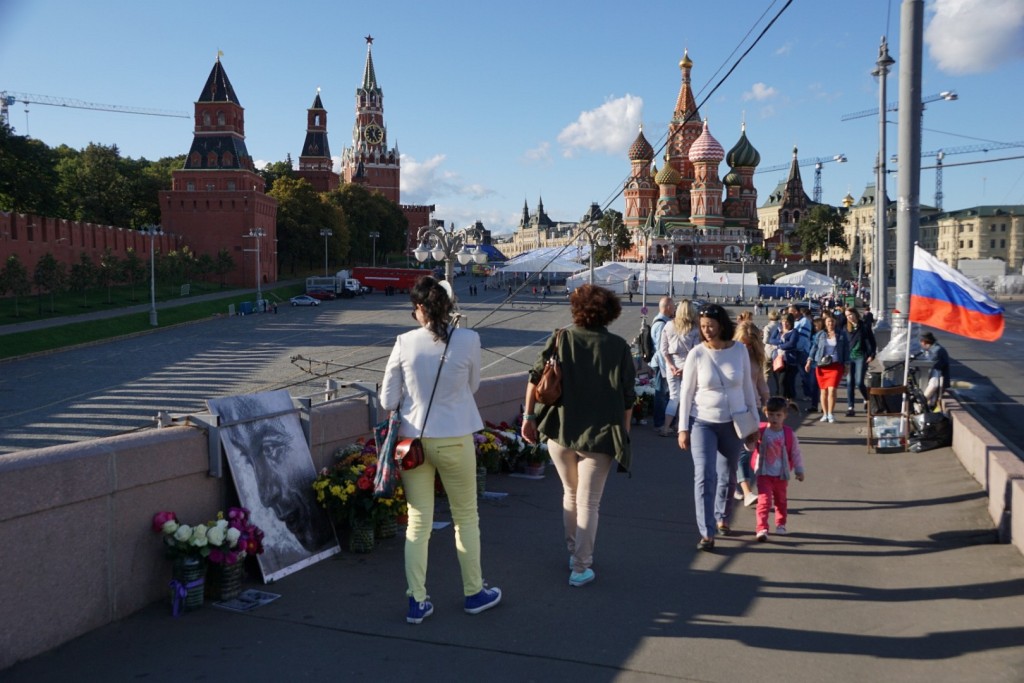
[{"x1": 330, "y1": 484, "x2": 342, "y2": 498}]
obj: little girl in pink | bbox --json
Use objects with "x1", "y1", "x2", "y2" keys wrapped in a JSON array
[{"x1": 750, "y1": 396, "x2": 805, "y2": 541}]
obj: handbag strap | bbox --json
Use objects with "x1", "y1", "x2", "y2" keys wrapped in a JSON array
[{"x1": 418, "y1": 327, "x2": 454, "y2": 439}]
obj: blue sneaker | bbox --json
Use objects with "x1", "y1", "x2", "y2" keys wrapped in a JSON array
[
  {"x1": 569, "y1": 568, "x2": 595, "y2": 587},
  {"x1": 406, "y1": 596, "x2": 433, "y2": 624},
  {"x1": 464, "y1": 585, "x2": 502, "y2": 614}
]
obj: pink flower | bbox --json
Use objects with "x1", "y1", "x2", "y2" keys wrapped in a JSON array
[
  {"x1": 152, "y1": 511, "x2": 177, "y2": 533},
  {"x1": 357, "y1": 476, "x2": 372, "y2": 490},
  {"x1": 208, "y1": 548, "x2": 224, "y2": 563}
]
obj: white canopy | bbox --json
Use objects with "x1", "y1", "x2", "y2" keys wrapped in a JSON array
[
  {"x1": 773, "y1": 269, "x2": 835, "y2": 296},
  {"x1": 495, "y1": 253, "x2": 586, "y2": 274},
  {"x1": 565, "y1": 262, "x2": 757, "y2": 298}
]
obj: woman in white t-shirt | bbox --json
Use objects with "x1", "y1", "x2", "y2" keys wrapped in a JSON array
[
  {"x1": 657, "y1": 299, "x2": 700, "y2": 437},
  {"x1": 677, "y1": 304, "x2": 759, "y2": 551}
]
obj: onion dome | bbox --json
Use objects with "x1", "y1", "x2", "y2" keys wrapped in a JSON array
[
  {"x1": 688, "y1": 119, "x2": 724, "y2": 162},
  {"x1": 628, "y1": 126, "x2": 654, "y2": 162},
  {"x1": 680, "y1": 49, "x2": 693, "y2": 70},
  {"x1": 726, "y1": 122, "x2": 760, "y2": 168},
  {"x1": 723, "y1": 170, "x2": 741, "y2": 186},
  {"x1": 655, "y1": 162, "x2": 681, "y2": 185},
  {"x1": 842, "y1": 192, "x2": 855, "y2": 207}
]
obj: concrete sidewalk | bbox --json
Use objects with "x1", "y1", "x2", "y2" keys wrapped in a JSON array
[{"x1": 4, "y1": 411, "x2": 1023, "y2": 682}]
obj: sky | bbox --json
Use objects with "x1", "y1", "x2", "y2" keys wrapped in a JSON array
[{"x1": 2, "y1": 0, "x2": 1023, "y2": 236}]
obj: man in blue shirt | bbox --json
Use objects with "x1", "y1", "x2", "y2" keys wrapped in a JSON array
[
  {"x1": 650, "y1": 296, "x2": 675, "y2": 430},
  {"x1": 790, "y1": 304, "x2": 815, "y2": 408}
]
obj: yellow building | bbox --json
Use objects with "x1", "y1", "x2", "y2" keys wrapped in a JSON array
[{"x1": 921, "y1": 206, "x2": 1024, "y2": 271}]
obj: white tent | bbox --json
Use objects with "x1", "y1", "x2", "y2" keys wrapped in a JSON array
[
  {"x1": 565, "y1": 262, "x2": 757, "y2": 298},
  {"x1": 494, "y1": 254, "x2": 586, "y2": 274},
  {"x1": 774, "y1": 269, "x2": 835, "y2": 296}
]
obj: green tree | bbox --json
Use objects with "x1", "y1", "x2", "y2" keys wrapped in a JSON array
[
  {"x1": 121, "y1": 247, "x2": 146, "y2": 301},
  {"x1": 215, "y1": 249, "x2": 235, "y2": 288},
  {"x1": 796, "y1": 205, "x2": 847, "y2": 262},
  {"x1": 54, "y1": 143, "x2": 134, "y2": 226},
  {"x1": 0, "y1": 254, "x2": 32, "y2": 317},
  {"x1": 97, "y1": 249, "x2": 122, "y2": 304},
  {"x1": 196, "y1": 253, "x2": 215, "y2": 283},
  {"x1": 33, "y1": 252, "x2": 66, "y2": 314},
  {"x1": 325, "y1": 184, "x2": 408, "y2": 267},
  {"x1": 591, "y1": 209, "x2": 628, "y2": 264},
  {"x1": 0, "y1": 123, "x2": 60, "y2": 214},
  {"x1": 271, "y1": 176, "x2": 349, "y2": 275},
  {"x1": 69, "y1": 252, "x2": 97, "y2": 308},
  {"x1": 259, "y1": 156, "x2": 295, "y2": 195},
  {"x1": 749, "y1": 244, "x2": 766, "y2": 262},
  {"x1": 124, "y1": 155, "x2": 184, "y2": 228}
]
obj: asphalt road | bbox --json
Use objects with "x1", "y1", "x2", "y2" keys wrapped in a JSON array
[{"x1": 1, "y1": 280, "x2": 1021, "y2": 455}]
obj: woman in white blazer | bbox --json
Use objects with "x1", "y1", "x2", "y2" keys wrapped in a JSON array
[{"x1": 381, "y1": 276, "x2": 502, "y2": 625}]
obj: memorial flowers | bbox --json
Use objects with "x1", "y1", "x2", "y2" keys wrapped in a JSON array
[
  {"x1": 312, "y1": 442, "x2": 407, "y2": 526},
  {"x1": 151, "y1": 508, "x2": 263, "y2": 564}
]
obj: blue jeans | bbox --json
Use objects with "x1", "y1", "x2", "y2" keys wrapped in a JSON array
[
  {"x1": 652, "y1": 373, "x2": 669, "y2": 428},
  {"x1": 689, "y1": 419, "x2": 742, "y2": 539},
  {"x1": 847, "y1": 356, "x2": 868, "y2": 408}
]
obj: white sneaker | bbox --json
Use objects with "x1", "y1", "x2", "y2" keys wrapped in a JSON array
[
  {"x1": 743, "y1": 492, "x2": 759, "y2": 508},
  {"x1": 756, "y1": 530, "x2": 768, "y2": 542},
  {"x1": 827, "y1": 414, "x2": 835, "y2": 423},
  {"x1": 775, "y1": 525, "x2": 788, "y2": 535},
  {"x1": 819, "y1": 414, "x2": 829, "y2": 422},
  {"x1": 733, "y1": 490, "x2": 744, "y2": 501}
]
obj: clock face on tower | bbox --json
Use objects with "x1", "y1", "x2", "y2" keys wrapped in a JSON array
[{"x1": 365, "y1": 124, "x2": 383, "y2": 145}]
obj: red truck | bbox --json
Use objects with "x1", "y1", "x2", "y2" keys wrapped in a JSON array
[{"x1": 350, "y1": 267, "x2": 431, "y2": 293}]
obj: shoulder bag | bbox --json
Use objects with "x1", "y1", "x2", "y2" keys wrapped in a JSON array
[
  {"x1": 533, "y1": 328, "x2": 563, "y2": 405},
  {"x1": 394, "y1": 328, "x2": 455, "y2": 471},
  {"x1": 708, "y1": 347, "x2": 760, "y2": 440},
  {"x1": 772, "y1": 351, "x2": 786, "y2": 372}
]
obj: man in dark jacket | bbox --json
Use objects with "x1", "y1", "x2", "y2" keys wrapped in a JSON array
[{"x1": 920, "y1": 332, "x2": 950, "y2": 409}]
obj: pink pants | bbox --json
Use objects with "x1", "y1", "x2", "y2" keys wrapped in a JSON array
[{"x1": 755, "y1": 475, "x2": 788, "y2": 533}]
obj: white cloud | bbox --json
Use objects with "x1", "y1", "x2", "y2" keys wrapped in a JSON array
[
  {"x1": 775, "y1": 41, "x2": 794, "y2": 56},
  {"x1": 557, "y1": 94, "x2": 643, "y2": 158},
  {"x1": 925, "y1": 0, "x2": 1024, "y2": 74},
  {"x1": 523, "y1": 141, "x2": 552, "y2": 163},
  {"x1": 400, "y1": 153, "x2": 496, "y2": 204},
  {"x1": 742, "y1": 83, "x2": 778, "y2": 102}
]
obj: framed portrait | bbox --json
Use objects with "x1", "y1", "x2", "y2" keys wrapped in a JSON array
[{"x1": 208, "y1": 390, "x2": 339, "y2": 582}]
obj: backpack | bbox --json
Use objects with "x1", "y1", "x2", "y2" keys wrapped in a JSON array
[{"x1": 638, "y1": 320, "x2": 656, "y2": 363}]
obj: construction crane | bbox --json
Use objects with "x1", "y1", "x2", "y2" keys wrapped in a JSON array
[
  {"x1": 1, "y1": 91, "x2": 190, "y2": 129},
  {"x1": 840, "y1": 90, "x2": 958, "y2": 121},
  {"x1": 755, "y1": 153, "x2": 847, "y2": 203},
  {"x1": 891, "y1": 140, "x2": 1024, "y2": 210}
]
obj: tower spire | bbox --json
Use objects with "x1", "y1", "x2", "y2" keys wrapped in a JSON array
[{"x1": 362, "y1": 35, "x2": 379, "y2": 91}]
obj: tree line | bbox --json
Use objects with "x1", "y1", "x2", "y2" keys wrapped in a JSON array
[{"x1": 0, "y1": 125, "x2": 411, "y2": 312}]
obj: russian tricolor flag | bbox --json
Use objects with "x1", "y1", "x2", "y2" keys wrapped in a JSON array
[{"x1": 909, "y1": 245, "x2": 1004, "y2": 342}]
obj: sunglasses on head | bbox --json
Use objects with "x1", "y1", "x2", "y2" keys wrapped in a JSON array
[{"x1": 699, "y1": 305, "x2": 723, "y2": 317}]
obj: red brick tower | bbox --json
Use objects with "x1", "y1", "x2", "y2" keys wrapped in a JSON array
[
  {"x1": 624, "y1": 126, "x2": 656, "y2": 229},
  {"x1": 341, "y1": 36, "x2": 400, "y2": 203},
  {"x1": 688, "y1": 119, "x2": 725, "y2": 228},
  {"x1": 296, "y1": 89, "x2": 339, "y2": 192},
  {"x1": 160, "y1": 56, "x2": 278, "y2": 288},
  {"x1": 667, "y1": 50, "x2": 703, "y2": 220}
]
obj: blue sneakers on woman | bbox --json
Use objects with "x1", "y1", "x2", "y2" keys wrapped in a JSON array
[
  {"x1": 406, "y1": 596, "x2": 433, "y2": 624},
  {"x1": 569, "y1": 568, "x2": 595, "y2": 587},
  {"x1": 464, "y1": 586, "x2": 502, "y2": 614}
]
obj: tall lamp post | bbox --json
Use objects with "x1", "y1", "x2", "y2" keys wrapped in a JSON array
[
  {"x1": 319, "y1": 228, "x2": 333, "y2": 276},
  {"x1": 414, "y1": 222, "x2": 487, "y2": 292},
  {"x1": 245, "y1": 228, "x2": 265, "y2": 309},
  {"x1": 576, "y1": 218, "x2": 611, "y2": 286},
  {"x1": 738, "y1": 235, "x2": 750, "y2": 301},
  {"x1": 692, "y1": 231, "x2": 703, "y2": 297},
  {"x1": 369, "y1": 231, "x2": 380, "y2": 267},
  {"x1": 142, "y1": 224, "x2": 163, "y2": 327},
  {"x1": 871, "y1": 36, "x2": 895, "y2": 330}
]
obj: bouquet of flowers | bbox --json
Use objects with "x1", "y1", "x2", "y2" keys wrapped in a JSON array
[
  {"x1": 633, "y1": 380, "x2": 655, "y2": 421},
  {"x1": 151, "y1": 508, "x2": 264, "y2": 565},
  {"x1": 313, "y1": 443, "x2": 407, "y2": 525},
  {"x1": 474, "y1": 429, "x2": 506, "y2": 473}
]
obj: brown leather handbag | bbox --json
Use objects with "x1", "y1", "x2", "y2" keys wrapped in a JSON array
[
  {"x1": 533, "y1": 329, "x2": 563, "y2": 404},
  {"x1": 395, "y1": 328, "x2": 453, "y2": 470}
]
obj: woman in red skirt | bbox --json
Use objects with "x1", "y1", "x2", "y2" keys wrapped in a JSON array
[{"x1": 805, "y1": 314, "x2": 849, "y2": 423}]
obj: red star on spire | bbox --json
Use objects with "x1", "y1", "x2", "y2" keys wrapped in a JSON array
[{"x1": 365, "y1": 35, "x2": 374, "y2": 44}]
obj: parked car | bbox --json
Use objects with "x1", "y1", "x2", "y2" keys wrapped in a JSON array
[
  {"x1": 290, "y1": 295, "x2": 320, "y2": 307},
  {"x1": 307, "y1": 290, "x2": 336, "y2": 301}
]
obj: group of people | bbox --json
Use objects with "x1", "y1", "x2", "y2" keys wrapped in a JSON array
[
  {"x1": 759, "y1": 302, "x2": 877, "y2": 421},
  {"x1": 379, "y1": 277, "x2": 942, "y2": 625}
]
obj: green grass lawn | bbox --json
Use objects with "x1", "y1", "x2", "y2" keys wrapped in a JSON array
[{"x1": 0, "y1": 283, "x2": 305, "y2": 360}]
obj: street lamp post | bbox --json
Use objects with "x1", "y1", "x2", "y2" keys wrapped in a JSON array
[
  {"x1": 575, "y1": 218, "x2": 611, "y2": 286},
  {"x1": 691, "y1": 231, "x2": 703, "y2": 297},
  {"x1": 245, "y1": 228, "x2": 265, "y2": 309},
  {"x1": 413, "y1": 222, "x2": 487, "y2": 294},
  {"x1": 142, "y1": 224, "x2": 163, "y2": 327},
  {"x1": 319, "y1": 228, "x2": 333, "y2": 276},
  {"x1": 369, "y1": 231, "x2": 380, "y2": 267},
  {"x1": 738, "y1": 235, "x2": 750, "y2": 301}
]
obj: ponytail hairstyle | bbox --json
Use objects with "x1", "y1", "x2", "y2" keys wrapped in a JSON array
[{"x1": 410, "y1": 276, "x2": 454, "y2": 342}]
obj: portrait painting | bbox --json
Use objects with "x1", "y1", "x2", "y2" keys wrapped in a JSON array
[{"x1": 207, "y1": 390, "x2": 339, "y2": 582}]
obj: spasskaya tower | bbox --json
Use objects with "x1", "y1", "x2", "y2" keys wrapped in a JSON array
[{"x1": 341, "y1": 35, "x2": 400, "y2": 203}]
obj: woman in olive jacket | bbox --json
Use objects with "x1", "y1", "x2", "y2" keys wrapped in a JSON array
[
  {"x1": 843, "y1": 307, "x2": 877, "y2": 417},
  {"x1": 521, "y1": 285, "x2": 635, "y2": 589}
]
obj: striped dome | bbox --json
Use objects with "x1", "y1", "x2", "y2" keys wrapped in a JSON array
[
  {"x1": 688, "y1": 120, "x2": 724, "y2": 162},
  {"x1": 628, "y1": 128, "x2": 654, "y2": 162},
  {"x1": 723, "y1": 170, "x2": 741, "y2": 186}
]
